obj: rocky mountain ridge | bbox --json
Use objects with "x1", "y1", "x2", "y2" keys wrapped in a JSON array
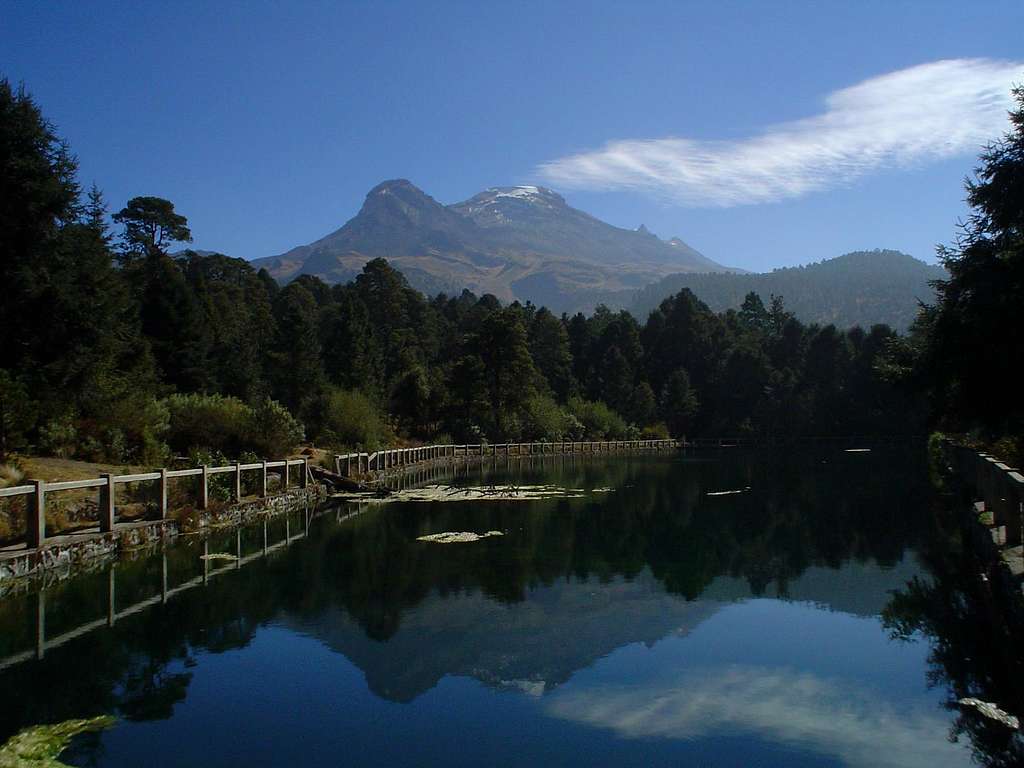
[{"x1": 251, "y1": 179, "x2": 730, "y2": 313}]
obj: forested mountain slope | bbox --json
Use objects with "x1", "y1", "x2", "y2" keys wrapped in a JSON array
[{"x1": 630, "y1": 250, "x2": 945, "y2": 331}]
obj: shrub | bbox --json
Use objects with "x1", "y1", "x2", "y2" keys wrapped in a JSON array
[
  {"x1": 641, "y1": 422, "x2": 670, "y2": 440},
  {"x1": 77, "y1": 434, "x2": 104, "y2": 462},
  {"x1": 313, "y1": 388, "x2": 392, "y2": 450},
  {"x1": 567, "y1": 397, "x2": 629, "y2": 440},
  {"x1": 237, "y1": 450, "x2": 261, "y2": 497},
  {"x1": 39, "y1": 415, "x2": 78, "y2": 458},
  {"x1": 988, "y1": 435, "x2": 1023, "y2": 471},
  {"x1": 70, "y1": 394, "x2": 170, "y2": 464},
  {"x1": 0, "y1": 461, "x2": 27, "y2": 542},
  {"x1": 248, "y1": 398, "x2": 305, "y2": 458},
  {"x1": 523, "y1": 394, "x2": 571, "y2": 440},
  {"x1": 563, "y1": 413, "x2": 585, "y2": 441},
  {"x1": 0, "y1": 462, "x2": 24, "y2": 488},
  {"x1": 162, "y1": 394, "x2": 304, "y2": 461},
  {"x1": 139, "y1": 429, "x2": 169, "y2": 466},
  {"x1": 165, "y1": 393, "x2": 251, "y2": 455},
  {"x1": 187, "y1": 448, "x2": 234, "y2": 502},
  {"x1": 104, "y1": 395, "x2": 170, "y2": 464}
]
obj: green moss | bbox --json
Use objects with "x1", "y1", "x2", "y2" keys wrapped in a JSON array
[{"x1": 0, "y1": 716, "x2": 115, "y2": 767}]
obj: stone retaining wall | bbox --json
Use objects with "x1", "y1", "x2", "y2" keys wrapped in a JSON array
[{"x1": 0, "y1": 484, "x2": 326, "y2": 586}]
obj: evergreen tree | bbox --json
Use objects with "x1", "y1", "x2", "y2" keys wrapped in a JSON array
[
  {"x1": 595, "y1": 345, "x2": 635, "y2": 417},
  {"x1": 138, "y1": 251, "x2": 211, "y2": 392},
  {"x1": 473, "y1": 307, "x2": 538, "y2": 439},
  {"x1": 738, "y1": 291, "x2": 770, "y2": 334},
  {"x1": 918, "y1": 86, "x2": 1024, "y2": 439},
  {"x1": 321, "y1": 286, "x2": 375, "y2": 391},
  {"x1": 113, "y1": 196, "x2": 192, "y2": 263},
  {"x1": 270, "y1": 281, "x2": 326, "y2": 416},
  {"x1": 0, "y1": 80, "x2": 157, "y2": 454},
  {"x1": 661, "y1": 369, "x2": 699, "y2": 438},
  {"x1": 180, "y1": 251, "x2": 276, "y2": 400},
  {"x1": 768, "y1": 294, "x2": 792, "y2": 335},
  {"x1": 629, "y1": 381, "x2": 657, "y2": 426},
  {"x1": 0, "y1": 78, "x2": 81, "y2": 385},
  {"x1": 642, "y1": 289, "x2": 722, "y2": 404},
  {"x1": 528, "y1": 308, "x2": 574, "y2": 401}
]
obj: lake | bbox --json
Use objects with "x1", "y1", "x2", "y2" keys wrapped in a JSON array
[{"x1": 0, "y1": 447, "x2": 997, "y2": 766}]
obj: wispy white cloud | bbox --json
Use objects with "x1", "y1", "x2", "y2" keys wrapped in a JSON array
[
  {"x1": 547, "y1": 664, "x2": 970, "y2": 768},
  {"x1": 537, "y1": 59, "x2": 1023, "y2": 207}
]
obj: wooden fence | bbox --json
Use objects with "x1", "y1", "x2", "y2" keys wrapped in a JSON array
[
  {"x1": 332, "y1": 439, "x2": 682, "y2": 476},
  {"x1": 0, "y1": 458, "x2": 310, "y2": 550},
  {"x1": 328, "y1": 435, "x2": 909, "y2": 475}
]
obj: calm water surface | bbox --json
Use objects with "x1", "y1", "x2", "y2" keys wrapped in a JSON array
[{"x1": 0, "y1": 448, "x2": 991, "y2": 766}]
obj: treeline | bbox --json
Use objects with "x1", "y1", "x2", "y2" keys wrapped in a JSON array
[{"x1": 0, "y1": 78, "x2": 926, "y2": 464}]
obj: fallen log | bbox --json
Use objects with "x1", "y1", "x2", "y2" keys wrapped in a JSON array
[{"x1": 310, "y1": 465, "x2": 371, "y2": 492}]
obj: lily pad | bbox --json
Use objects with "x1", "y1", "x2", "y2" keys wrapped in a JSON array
[
  {"x1": 417, "y1": 531, "x2": 504, "y2": 544},
  {"x1": 337, "y1": 484, "x2": 586, "y2": 504},
  {"x1": 200, "y1": 553, "x2": 238, "y2": 562}
]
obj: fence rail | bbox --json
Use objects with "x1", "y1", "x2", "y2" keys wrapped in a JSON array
[
  {"x1": 0, "y1": 458, "x2": 310, "y2": 551},
  {"x1": 331, "y1": 439, "x2": 682, "y2": 476}
]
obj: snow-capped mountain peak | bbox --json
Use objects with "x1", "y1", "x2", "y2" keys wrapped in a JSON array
[{"x1": 466, "y1": 185, "x2": 565, "y2": 209}]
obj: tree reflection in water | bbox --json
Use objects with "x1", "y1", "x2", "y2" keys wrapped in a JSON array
[
  {"x1": 0, "y1": 447, "x2": 1018, "y2": 766},
  {"x1": 883, "y1": 483, "x2": 1024, "y2": 768}
]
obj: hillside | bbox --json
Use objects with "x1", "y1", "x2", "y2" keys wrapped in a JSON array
[
  {"x1": 251, "y1": 180, "x2": 731, "y2": 314},
  {"x1": 630, "y1": 250, "x2": 945, "y2": 331}
]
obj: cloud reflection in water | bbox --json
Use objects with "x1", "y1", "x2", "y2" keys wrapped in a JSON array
[{"x1": 547, "y1": 663, "x2": 970, "y2": 768}]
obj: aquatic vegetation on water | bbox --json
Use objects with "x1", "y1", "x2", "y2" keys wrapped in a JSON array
[
  {"x1": 334, "y1": 484, "x2": 589, "y2": 504},
  {"x1": 200, "y1": 553, "x2": 239, "y2": 562},
  {"x1": 416, "y1": 531, "x2": 504, "y2": 544},
  {"x1": 706, "y1": 487, "x2": 751, "y2": 496},
  {"x1": 958, "y1": 698, "x2": 1020, "y2": 730},
  {"x1": 0, "y1": 716, "x2": 115, "y2": 768}
]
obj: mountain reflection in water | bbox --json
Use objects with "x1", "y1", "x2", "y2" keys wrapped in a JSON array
[{"x1": 0, "y1": 447, "x2": 1013, "y2": 768}]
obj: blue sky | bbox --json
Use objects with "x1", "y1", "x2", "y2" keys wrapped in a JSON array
[{"x1": 2, "y1": 0, "x2": 1022, "y2": 272}]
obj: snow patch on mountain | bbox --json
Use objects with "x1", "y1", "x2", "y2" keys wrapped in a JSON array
[
  {"x1": 476, "y1": 185, "x2": 561, "y2": 207},
  {"x1": 492, "y1": 185, "x2": 541, "y2": 199}
]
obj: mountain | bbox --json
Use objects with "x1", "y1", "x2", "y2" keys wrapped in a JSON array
[
  {"x1": 280, "y1": 554, "x2": 919, "y2": 703},
  {"x1": 286, "y1": 572, "x2": 722, "y2": 703},
  {"x1": 251, "y1": 180, "x2": 731, "y2": 313},
  {"x1": 629, "y1": 249, "x2": 946, "y2": 332}
]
